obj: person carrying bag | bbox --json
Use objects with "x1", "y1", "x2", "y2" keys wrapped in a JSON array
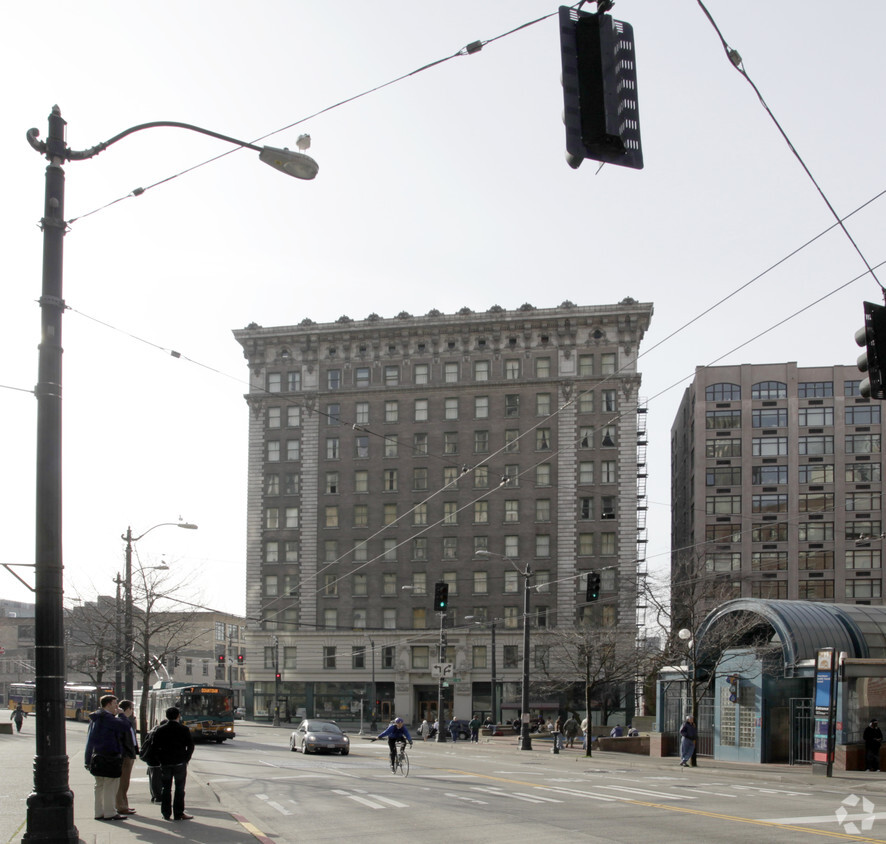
[{"x1": 84, "y1": 694, "x2": 130, "y2": 821}]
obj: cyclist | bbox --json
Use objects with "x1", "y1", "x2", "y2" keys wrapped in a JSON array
[{"x1": 377, "y1": 717, "x2": 413, "y2": 772}]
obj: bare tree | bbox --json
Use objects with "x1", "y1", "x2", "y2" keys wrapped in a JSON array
[{"x1": 533, "y1": 623, "x2": 650, "y2": 757}]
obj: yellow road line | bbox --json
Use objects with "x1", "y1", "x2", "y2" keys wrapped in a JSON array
[{"x1": 443, "y1": 769, "x2": 883, "y2": 843}]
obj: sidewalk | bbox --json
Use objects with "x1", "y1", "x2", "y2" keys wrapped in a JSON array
[{"x1": 2, "y1": 730, "x2": 271, "y2": 844}]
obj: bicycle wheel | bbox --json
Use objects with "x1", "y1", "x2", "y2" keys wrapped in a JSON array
[{"x1": 396, "y1": 749, "x2": 409, "y2": 777}]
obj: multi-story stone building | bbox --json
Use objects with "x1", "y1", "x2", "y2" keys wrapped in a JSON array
[
  {"x1": 234, "y1": 301, "x2": 653, "y2": 724},
  {"x1": 671, "y1": 363, "x2": 885, "y2": 625}
]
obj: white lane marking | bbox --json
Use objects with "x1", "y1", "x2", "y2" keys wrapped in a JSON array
[
  {"x1": 732, "y1": 785, "x2": 811, "y2": 796},
  {"x1": 545, "y1": 787, "x2": 617, "y2": 803},
  {"x1": 597, "y1": 785, "x2": 693, "y2": 801},
  {"x1": 331, "y1": 788, "x2": 407, "y2": 810},
  {"x1": 513, "y1": 792, "x2": 563, "y2": 803},
  {"x1": 268, "y1": 801, "x2": 292, "y2": 815},
  {"x1": 369, "y1": 794, "x2": 409, "y2": 808},
  {"x1": 471, "y1": 787, "x2": 550, "y2": 804},
  {"x1": 687, "y1": 789, "x2": 736, "y2": 798},
  {"x1": 444, "y1": 792, "x2": 488, "y2": 805},
  {"x1": 762, "y1": 812, "x2": 886, "y2": 826}
]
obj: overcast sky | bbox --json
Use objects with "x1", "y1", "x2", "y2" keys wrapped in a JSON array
[{"x1": 2, "y1": 2, "x2": 884, "y2": 617}]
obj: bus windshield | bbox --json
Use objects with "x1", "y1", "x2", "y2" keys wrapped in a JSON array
[{"x1": 182, "y1": 691, "x2": 232, "y2": 720}]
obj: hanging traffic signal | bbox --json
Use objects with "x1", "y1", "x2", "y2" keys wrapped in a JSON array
[
  {"x1": 237, "y1": 654, "x2": 244, "y2": 665},
  {"x1": 855, "y1": 301, "x2": 886, "y2": 399},
  {"x1": 434, "y1": 582, "x2": 449, "y2": 612},
  {"x1": 218, "y1": 654, "x2": 225, "y2": 664},
  {"x1": 586, "y1": 571, "x2": 601, "y2": 602},
  {"x1": 559, "y1": 5, "x2": 643, "y2": 170},
  {"x1": 275, "y1": 672, "x2": 282, "y2": 681}
]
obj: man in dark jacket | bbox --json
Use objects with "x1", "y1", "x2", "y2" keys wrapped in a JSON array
[
  {"x1": 115, "y1": 700, "x2": 139, "y2": 815},
  {"x1": 864, "y1": 718, "x2": 883, "y2": 772},
  {"x1": 85, "y1": 695, "x2": 130, "y2": 821},
  {"x1": 151, "y1": 706, "x2": 195, "y2": 820}
]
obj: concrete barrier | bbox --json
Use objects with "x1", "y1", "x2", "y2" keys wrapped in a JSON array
[
  {"x1": 593, "y1": 735, "x2": 649, "y2": 755},
  {"x1": 0, "y1": 722, "x2": 13, "y2": 735}
]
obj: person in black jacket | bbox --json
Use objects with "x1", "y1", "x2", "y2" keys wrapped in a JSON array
[
  {"x1": 151, "y1": 706, "x2": 195, "y2": 820},
  {"x1": 864, "y1": 718, "x2": 883, "y2": 772}
]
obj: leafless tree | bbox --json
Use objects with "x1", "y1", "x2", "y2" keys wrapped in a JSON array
[{"x1": 533, "y1": 622, "x2": 652, "y2": 757}]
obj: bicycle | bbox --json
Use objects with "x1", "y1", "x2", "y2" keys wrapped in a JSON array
[{"x1": 392, "y1": 740, "x2": 409, "y2": 777}]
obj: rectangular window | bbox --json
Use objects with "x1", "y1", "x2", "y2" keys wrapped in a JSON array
[
  {"x1": 323, "y1": 608, "x2": 338, "y2": 630},
  {"x1": 503, "y1": 645, "x2": 519, "y2": 668},
  {"x1": 578, "y1": 355, "x2": 594, "y2": 376},
  {"x1": 799, "y1": 550, "x2": 833, "y2": 570},
  {"x1": 266, "y1": 508, "x2": 279, "y2": 529},
  {"x1": 444, "y1": 432, "x2": 459, "y2": 454},
  {"x1": 266, "y1": 474, "x2": 280, "y2": 495},
  {"x1": 601, "y1": 352, "x2": 616, "y2": 374},
  {"x1": 354, "y1": 470, "x2": 369, "y2": 493},
  {"x1": 268, "y1": 407, "x2": 281, "y2": 428},
  {"x1": 752, "y1": 551, "x2": 787, "y2": 571},
  {"x1": 505, "y1": 464, "x2": 520, "y2": 487},
  {"x1": 536, "y1": 463, "x2": 551, "y2": 486},
  {"x1": 411, "y1": 646, "x2": 430, "y2": 668},
  {"x1": 384, "y1": 365, "x2": 399, "y2": 386},
  {"x1": 799, "y1": 522, "x2": 834, "y2": 541},
  {"x1": 325, "y1": 505, "x2": 339, "y2": 528},
  {"x1": 579, "y1": 533, "x2": 594, "y2": 555},
  {"x1": 505, "y1": 395, "x2": 520, "y2": 417},
  {"x1": 285, "y1": 507, "x2": 299, "y2": 528},
  {"x1": 352, "y1": 609, "x2": 367, "y2": 630},
  {"x1": 414, "y1": 399, "x2": 429, "y2": 422},
  {"x1": 504, "y1": 429, "x2": 519, "y2": 453},
  {"x1": 846, "y1": 550, "x2": 881, "y2": 570},
  {"x1": 352, "y1": 402, "x2": 368, "y2": 425},
  {"x1": 326, "y1": 438, "x2": 340, "y2": 459},
  {"x1": 504, "y1": 535, "x2": 519, "y2": 557},
  {"x1": 384, "y1": 469, "x2": 398, "y2": 492},
  {"x1": 473, "y1": 571, "x2": 488, "y2": 594},
  {"x1": 472, "y1": 645, "x2": 488, "y2": 669},
  {"x1": 323, "y1": 646, "x2": 336, "y2": 669},
  {"x1": 799, "y1": 464, "x2": 834, "y2": 484},
  {"x1": 847, "y1": 463, "x2": 881, "y2": 482},
  {"x1": 536, "y1": 428, "x2": 551, "y2": 450},
  {"x1": 265, "y1": 541, "x2": 279, "y2": 562},
  {"x1": 286, "y1": 440, "x2": 301, "y2": 461},
  {"x1": 327, "y1": 369, "x2": 341, "y2": 390},
  {"x1": 383, "y1": 503, "x2": 397, "y2": 525},
  {"x1": 752, "y1": 408, "x2": 787, "y2": 428},
  {"x1": 287, "y1": 406, "x2": 301, "y2": 427},
  {"x1": 504, "y1": 500, "x2": 519, "y2": 523},
  {"x1": 799, "y1": 406, "x2": 834, "y2": 427},
  {"x1": 287, "y1": 371, "x2": 301, "y2": 392},
  {"x1": 846, "y1": 405, "x2": 881, "y2": 425},
  {"x1": 799, "y1": 435, "x2": 833, "y2": 455},
  {"x1": 536, "y1": 499, "x2": 551, "y2": 522},
  {"x1": 752, "y1": 494, "x2": 788, "y2": 513},
  {"x1": 264, "y1": 575, "x2": 278, "y2": 597},
  {"x1": 444, "y1": 397, "x2": 459, "y2": 420},
  {"x1": 474, "y1": 361, "x2": 490, "y2": 381},
  {"x1": 324, "y1": 540, "x2": 338, "y2": 562},
  {"x1": 353, "y1": 573, "x2": 367, "y2": 596},
  {"x1": 355, "y1": 367, "x2": 370, "y2": 387},
  {"x1": 327, "y1": 403, "x2": 341, "y2": 426},
  {"x1": 601, "y1": 390, "x2": 616, "y2": 412},
  {"x1": 709, "y1": 466, "x2": 743, "y2": 485},
  {"x1": 536, "y1": 357, "x2": 551, "y2": 378},
  {"x1": 413, "y1": 467, "x2": 428, "y2": 491},
  {"x1": 382, "y1": 608, "x2": 397, "y2": 629},
  {"x1": 323, "y1": 574, "x2": 338, "y2": 596},
  {"x1": 752, "y1": 437, "x2": 788, "y2": 457},
  {"x1": 267, "y1": 373, "x2": 281, "y2": 393},
  {"x1": 750, "y1": 465, "x2": 785, "y2": 485},
  {"x1": 285, "y1": 541, "x2": 298, "y2": 562},
  {"x1": 351, "y1": 646, "x2": 366, "y2": 669},
  {"x1": 412, "y1": 609, "x2": 428, "y2": 630},
  {"x1": 413, "y1": 432, "x2": 428, "y2": 455},
  {"x1": 580, "y1": 497, "x2": 593, "y2": 520},
  {"x1": 577, "y1": 392, "x2": 594, "y2": 413},
  {"x1": 579, "y1": 462, "x2": 594, "y2": 484},
  {"x1": 381, "y1": 647, "x2": 395, "y2": 669},
  {"x1": 412, "y1": 572, "x2": 427, "y2": 595},
  {"x1": 536, "y1": 393, "x2": 551, "y2": 416},
  {"x1": 412, "y1": 537, "x2": 428, "y2": 560},
  {"x1": 384, "y1": 435, "x2": 398, "y2": 458},
  {"x1": 475, "y1": 396, "x2": 489, "y2": 419},
  {"x1": 706, "y1": 410, "x2": 741, "y2": 429},
  {"x1": 443, "y1": 502, "x2": 458, "y2": 525},
  {"x1": 848, "y1": 521, "x2": 882, "y2": 541},
  {"x1": 474, "y1": 501, "x2": 488, "y2": 524},
  {"x1": 445, "y1": 362, "x2": 459, "y2": 383},
  {"x1": 503, "y1": 607, "x2": 519, "y2": 629},
  {"x1": 268, "y1": 441, "x2": 280, "y2": 462},
  {"x1": 505, "y1": 360, "x2": 520, "y2": 380},
  {"x1": 799, "y1": 580, "x2": 834, "y2": 601},
  {"x1": 383, "y1": 539, "x2": 397, "y2": 562},
  {"x1": 601, "y1": 461, "x2": 616, "y2": 483},
  {"x1": 799, "y1": 381, "x2": 833, "y2": 398},
  {"x1": 474, "y1": 430, "x2": 489, "y2": 453},
  {"x1": 325, "y1": 471, "x2": 338, "y2": 494},
  {"x1": 442, "y1": 537, "x2": 458, "y2": 559},
  {"x1": 847, "y1": 492, "x2": 882, "y2": 511},
  {"x1": 600, "y1": 532, "x2": 616, "y2": 555},
  {"x1": 751, "y1": 522, "x2": 787, "y2": 542},
  {"x1": 751, "y1": 581, "x2": 788, "y2": 600},
  {"x1": 798, "y1": 492, "x2": 834, "y2": 513},
  {"x1": 846, "y1": 434, "x2": 881, "y2": 454},
  {"x1": 706, "y1": 553, "x2": 741, "y2": 572},
  {"x1": 846, "y1": 580, "x2": 882, "y2": 600},
  {"x1": 536, "y1": 534, "x2": 551, "y2": 557}
]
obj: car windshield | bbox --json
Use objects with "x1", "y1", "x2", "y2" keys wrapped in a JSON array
[{"x1": 305, "y1": 721, "x2": 342, "y2": 735}]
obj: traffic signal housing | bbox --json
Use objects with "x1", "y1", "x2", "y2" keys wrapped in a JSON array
[
  {"x1": 275, "y1": 672, "x2": 282, "y2": 681},
  {"x1": 434, "y1": 581, "x2": 449, "y2": 612},
  {"x1": 559, "y1": 5, "x2": 643, "y2": 170},
  {"x1": 586, "y1": 571, "x2": 601, "y2": 602},
  {"x1": 237, "y1": 654, "x2": 244, "y2": 665},
  {"x1": 217, "y1": 654, "x2": 225, "y2": 665},
  {"x1": 855, "y1": 301, "x2": 886, "y2": 399}
]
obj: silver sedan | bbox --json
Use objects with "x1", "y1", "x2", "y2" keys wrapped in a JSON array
[{"x1": 289, "y1": 719, "x2": 350, "y2": 755}]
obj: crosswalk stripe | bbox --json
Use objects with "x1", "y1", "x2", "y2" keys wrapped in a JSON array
[{"x1": 598, "y1": 785, "x2": 693, "y2": 801}]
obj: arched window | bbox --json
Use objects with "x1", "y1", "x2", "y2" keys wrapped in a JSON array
[
  {"x1": 752, "y1": 381, "x2": 787, "y2": 399},
  {"x1": 705, "y1": 383, "x2": 741, "y2": 401}
]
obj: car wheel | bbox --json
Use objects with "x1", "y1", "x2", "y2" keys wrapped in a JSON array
[
  {"x1": 340, "y1": 748, "x2": 349, "y2": 756},
  {"x1": 302, "y1": 745, "x2": 310, "y2": 754},
  {"x1": 290, "y1": 740, "x2": 297, "y2": 752}
]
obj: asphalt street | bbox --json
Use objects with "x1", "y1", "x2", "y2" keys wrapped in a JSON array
[{"x1": 6, "y1": 722, "x2": 886, "y2": 843}]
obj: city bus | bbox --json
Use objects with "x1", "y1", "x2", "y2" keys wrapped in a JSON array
[
  {"x1": 7, "y1": 682, "x2": 36, "y2": 714},
  {"x1": 138, "y1": 682, "x2": 236, "y2": 743},
  {"x1": 63, "y1": 684, "x2": 114, "y2": 721}
]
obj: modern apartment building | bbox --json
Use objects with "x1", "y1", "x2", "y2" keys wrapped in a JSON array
[
  {"x1": 234, "y1": 300, "x2": 653, "y2": 724},
  {"x1": 671, "y1": 363, "x2": 884, "y2": 625}
]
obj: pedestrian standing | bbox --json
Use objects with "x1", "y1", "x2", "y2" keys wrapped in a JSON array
[
  {"x1": 563, "y1": 716, "x2": 579, "y2": 748},
  {"x1": 419, "y1": 718, "x2": 430, "y2": 740},
  {"x1": 580, "y1": 716, "x2": 589, "y2": 750},
  {"x1": 10, "y1": 703, "x2": 26, "y2": 733},
  {"x1": 116, "y1": 700, "x2": 139, "y2": 815},
  {"x1": 679, "y1": 714, "x2": 697, "y2": 767},
  {"x1": 448, "y1": 717, "x2": 459, "y2": 743},
  {"x1": 151, "y1": 706, "x2": 195, "y2": 821},
  {"x1": 864, "y1": 718, "x2": 883, "y2": 772},
  {"x1": 469, "y1": 714, "x2": 482, "y2": 743},
  {"x1": 84, "y1": 694, "x2": 129, "y2": 821}
]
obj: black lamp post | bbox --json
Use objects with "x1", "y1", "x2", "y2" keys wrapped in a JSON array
[
  {"x1": 478, "y1": 551, "x2": 533, "y2": 750},
  {"x1": 24, "y1": 105, "x2": 317, "y2": 843}
]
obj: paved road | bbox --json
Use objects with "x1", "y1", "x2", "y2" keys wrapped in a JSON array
[{"x1": 6, "y1": 723, "x2": 886, "y2": 843}]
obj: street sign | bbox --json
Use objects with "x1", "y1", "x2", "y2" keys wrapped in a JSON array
[{"x1": 431, "y1": 662, "x2": 454, "y2": 678}]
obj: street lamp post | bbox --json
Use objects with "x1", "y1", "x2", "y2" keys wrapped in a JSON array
[
  {"x1": 478, "y1": 551, "x2": 533, "y2": 750},
  {"x1": 123, "y1": 522, "x2": 196, "y2": 700},
  {"x1": 369, "y1": 637, "x2": 377, "y2": 732},
  {"x1": 677, "y1": 628, "x2": 698, "y2": 767},
  {"x1": 25, "y1": 105, "x2": 314, "y2": 843},
  {"x1": 272, "y1": 636, "x2": 281, "y2": 727}
]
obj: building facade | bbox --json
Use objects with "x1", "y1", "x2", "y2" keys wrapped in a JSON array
[
  {"x1": 671, "y1": 363, "x2": 885, "y2": 625},
  {"x1": 234, "y1": 301, "x2": 653, "y2": 724}
]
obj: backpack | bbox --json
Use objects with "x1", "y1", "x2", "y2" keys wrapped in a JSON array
[{"x1": 139, "y1": 727, "x2": 160, "y2": 766}]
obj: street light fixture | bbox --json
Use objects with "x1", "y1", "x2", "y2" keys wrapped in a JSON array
[
  {"x1": 123, "y1": 522, "x2": 197, "y2": 701},
  {"x1": 477, "y1": 550, "x2": 533, "y2": 750},
  {"x1": 25, "y1": 104, "x2": 307, "y2": 843}
]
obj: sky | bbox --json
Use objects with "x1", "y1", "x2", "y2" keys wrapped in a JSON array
[{"x1": 2, "y1": 2, "x2": 885, "y2": 618}]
